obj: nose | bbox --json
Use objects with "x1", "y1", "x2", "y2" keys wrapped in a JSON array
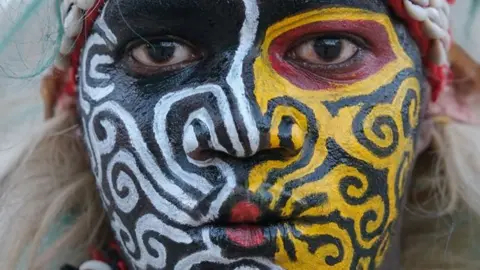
[
  {"x1": 182, "y1": 108, "x2": 235, "y2": 162},
  {"x1": 183, "y1": 119, "x2": 233, "y2": 161},
  {"x1": 183, "y1": 108, "x2": 305, "y2": 162}
]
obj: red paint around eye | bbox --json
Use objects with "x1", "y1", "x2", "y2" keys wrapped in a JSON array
[{"x1": 268, "y1": 20, "x2": 397, "y2": 90}]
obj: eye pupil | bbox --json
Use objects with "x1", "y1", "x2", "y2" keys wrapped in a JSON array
[
  {"x1": 313, "y1": 38, "x2": 342, "y2": 62},
  {"x1": 146, "y1": 42, "x2": 176, "y2": 63}
]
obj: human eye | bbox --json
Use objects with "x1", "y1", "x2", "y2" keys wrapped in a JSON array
[
  {"x1": 123, "y1": 37, "x2": 203, "y2": 76},
  {"x1": 286, "y1": 35, "x2": 361, "y2": 69}
]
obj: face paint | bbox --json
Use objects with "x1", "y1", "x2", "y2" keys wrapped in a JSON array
[
  {"x1": 79, "y1": 1, "x2": 424, "y2": 269},
  {"x1": 251, "y1": 8, "x2": 420, "y2": 269}
]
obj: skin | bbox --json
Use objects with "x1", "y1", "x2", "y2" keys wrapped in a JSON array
[{"x1": 78, "y1": 0, "x2": 426, "y2": 269}]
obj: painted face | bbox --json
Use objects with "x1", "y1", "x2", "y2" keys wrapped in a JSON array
[{"x1": 79, "y1": 0, "x2": 425, "y2": 269}]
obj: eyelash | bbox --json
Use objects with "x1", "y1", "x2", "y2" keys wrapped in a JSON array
[
  {"x1": 120, "y1": 37, "x2": 203, "y2": 76},
  {"x1": 288, "y1": 34, "x2": 367, "y2": 68},
  {"x1": 288, "y1": 33, "x2": 369, "y2": 52},
  {"x1": 118, "y1": 31, "x2": 374, "y2": 79}
]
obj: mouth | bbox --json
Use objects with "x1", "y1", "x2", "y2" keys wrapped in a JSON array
[
  {"x1": 205, "y1": 200, "x2": 291, "y2": 255},
  {"x1": 223, "y1": 200, "x2": 267, "y2": 248}
]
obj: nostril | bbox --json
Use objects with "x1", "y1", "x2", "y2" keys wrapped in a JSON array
[
  {"x1": 183, "y1": 119, "x2": 213, "y2": 161},
  {"x1": 187, "y1": 148, "x2": 214, "y2": 162},
  {"x1": 191, "y1": 119, "x2": 211, "y2": 146},
  {"x1": 183, "y1": 118, "x2": 233, "y2": 161}
]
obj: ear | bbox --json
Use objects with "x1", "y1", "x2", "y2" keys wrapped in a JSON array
[{"x1": 449, "y1": 43, "x2": 480, "y2": 100}]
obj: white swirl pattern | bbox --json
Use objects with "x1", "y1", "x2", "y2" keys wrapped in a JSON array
[
  {"x1": 111, "y1": 211, "x2": 193, "y2": 269},
  {"x1": 82, "y1": 34, "x2": 115, "y2": 101},
  {"x1": 87, "y1": 101, "x2": 202, "y2": 223},
  {"x1": 106, "y1": 150, "x2": 140, "y2": 213},
  {"x1": 153, "y1": 84, "x2": 243, "y2": 195},
  {"x1": 110, "y1": 212, "x2": 137, "y2": 256}
]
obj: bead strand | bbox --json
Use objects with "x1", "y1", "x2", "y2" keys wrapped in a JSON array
[
  {"x1": 403, "y1": 0, "x2": 451, "y2": 65},
  {"x1": 54, "y1": 0, "x2": 97, "y2": 71}
]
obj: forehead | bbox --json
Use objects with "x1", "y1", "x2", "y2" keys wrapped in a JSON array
[{"x1": 107, "y1": 0, "x2": 390, "y2": 27}]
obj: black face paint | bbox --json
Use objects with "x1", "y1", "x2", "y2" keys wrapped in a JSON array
[{"x1": 79, "y1": 0, "x2": 425, "y2": 269}]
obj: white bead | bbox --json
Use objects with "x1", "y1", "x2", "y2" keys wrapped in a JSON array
[
  {"x1": 426, "y1": 7, "x2": 449, "y2": 31},
  {"x1": 430, "y1": 0, "x2": 445, "y2": 9},
  {"x1": 74, "y1": 0, "x2": 96, "y2": 10},
  {"x1": 61, "y1": 0, "x2": 75, "y2": 20},
  {"x1": 439, "y1": 0, "x2": 450, "y2": 18},
  {"x1": 423, "y1": 19, "x2": 447, "y2": 39},
  {"x1": 79, "y1": 260, "x2": 112, "y2": 270},
  {"x1": 411, "y1": 0, "x2": 430, "y2": 7},
  {"x1": 426, "y1": 8, "x2": 440, "y2": 23},
  {"x1": 60, "y1": 37, "x2": 75, "y2": 55},
  {"x1": 64, "y1": 6, "x2": 83, "y2": 38},
  {"x1": 404, "y1": 0, "x2": 428, "y2": 21},
  {"x1": 434, "y1": 9, "x2": 449, "y2": 30},
  {"x1": 54, "y1": 55, "x2": 69, "y2": 71}
]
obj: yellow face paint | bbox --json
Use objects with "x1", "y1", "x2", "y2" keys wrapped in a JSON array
[{"x1": 248, "y1": 7, "x2": 421, "y2": 269}]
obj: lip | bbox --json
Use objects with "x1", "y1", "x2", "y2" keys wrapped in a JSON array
[
  {"x1": 229, "y1": 200, "x2": 262, "y2": 223},
  {"x1": 225, "y1": 224, "x2": 266, "y2": 248},
  {"x1": 224, "y1": 200, "x2": 266, "y2": 248},
  {"x1": 207, "y1": 223, "x2": 280, "y2": 259},
  {"x1": 205, "y1": 200, "x2": 287, "y2": 254}
]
